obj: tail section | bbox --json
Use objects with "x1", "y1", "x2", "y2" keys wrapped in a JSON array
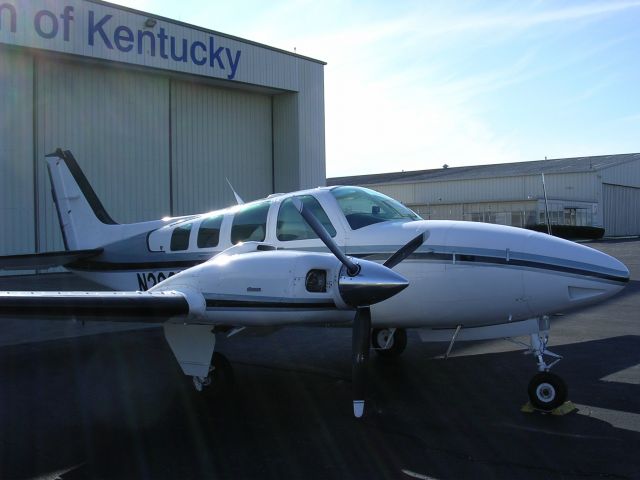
[{"x1": 45, "y1": 148, "x2": 120, "y2": 250}]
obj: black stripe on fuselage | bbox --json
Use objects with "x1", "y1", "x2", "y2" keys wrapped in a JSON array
[
  {"x1": 206, "y1": 299, "x2": 336, "y2": 309},
  {"x1": 67, "y1": 250, "x2": 628, "y2": 284},
  {"x1": 67, "y1": 259, "x2": 202, "y2": 271},
  {"x1": 353, "y1": 252, "x2": 629, "y2": 284}
]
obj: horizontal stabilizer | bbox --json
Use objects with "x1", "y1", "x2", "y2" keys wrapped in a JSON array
[
  {"x1": 0, "y1": 249, "x2": 103, "y2": 271},
  {"x1": 0, "y1": 291, "x2": 188, "y2": 322}
]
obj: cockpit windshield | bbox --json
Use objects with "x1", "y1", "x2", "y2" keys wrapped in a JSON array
[{"x1": 331, "y1": 186, "x2": 421, "y2": 230}]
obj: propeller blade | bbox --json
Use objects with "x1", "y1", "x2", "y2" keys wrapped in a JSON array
[
  {"x1": 292, "y1": 197, "x2": 359, "y2": 276},
  {"x1": 352, "y1": 306, "x2": 371, "y2": 418},
  {"x1": 293, "y1": 196, "x2": 416, "y2": 418},
  {"x1": 383, "y1": 232, "x2": 427, "y2": 269}
]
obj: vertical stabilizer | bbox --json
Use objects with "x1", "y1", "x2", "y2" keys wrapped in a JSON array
[{"x1": 46, "y1": 149, "x2": 119, "y2": 250}]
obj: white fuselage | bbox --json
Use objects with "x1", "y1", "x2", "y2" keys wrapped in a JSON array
[
  {"x1": 73, "y1": 186, "x2": 629, "y2": 330},
  {"x1": 366, "y1": 221, "x2": 626, "y2": 327}
]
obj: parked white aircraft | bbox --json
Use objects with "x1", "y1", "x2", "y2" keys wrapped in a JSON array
[{"x1": 0, "y1": 149, "x2": 630, "y2": 417}]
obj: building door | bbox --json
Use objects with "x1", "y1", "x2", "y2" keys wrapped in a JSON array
[
  {"x1": 603, "y1": 183, "x2": 640, "y2": 236},
  {"x1": 170, "y1": 81, "x2": 273, "y2": 216}
]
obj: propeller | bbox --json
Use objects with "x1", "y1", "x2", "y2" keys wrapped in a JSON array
[
  {"x1": 383, "y1": 232, "x2": 426, "y2": 269},
  {"x1": 292, "y1": 197, "x2": 360, "y2": 276},
  {"x1": 292, "y1": 198, "x2": 426, "y2": 417}
]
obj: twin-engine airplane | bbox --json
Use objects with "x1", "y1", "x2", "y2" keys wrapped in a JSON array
[{"x1": 0, "y1": 149, "x2": 630, "y2": 417}]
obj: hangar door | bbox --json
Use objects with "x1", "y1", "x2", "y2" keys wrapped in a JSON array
[
  {"x1": 0, "y1": 49, "x2": 33, "y2": 256},
  {"x1": 35, "y1": 58, "x2": 170, "y2": 252},
  {"x1": 171, "y1": 81, "x2": 273, "y2": 216},
  {"x1": 603, "y1": 183, "x2": 640, "y2": 236}
]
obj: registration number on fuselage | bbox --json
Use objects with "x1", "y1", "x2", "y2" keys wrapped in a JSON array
[{"x1": 136, "y1": 271, "x2": 178, "y2": 291}]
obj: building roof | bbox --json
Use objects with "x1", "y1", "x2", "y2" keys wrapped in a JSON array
[{"x1": 327, "y1": 153, "x2": 640, "y2": 186}]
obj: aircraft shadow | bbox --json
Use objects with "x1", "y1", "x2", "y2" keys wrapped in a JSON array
[{"x1": 1, "y1": 328, "x2": 639, "y2": 479}]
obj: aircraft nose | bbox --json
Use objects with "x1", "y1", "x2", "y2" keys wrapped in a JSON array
[
  {"x1": 598, "y1": 249, "x2": 630, "y2": 282},
  {"x1": 570, "y1": 240, "x2": 630, "y2": 285},
  {"x1": 524, "y1": 233, "x2": 630, "y2": 311},
  {"x1": 529, "y1": 233, "x2": 629, "y2": 283},
  {"x1": 568, "y1": 245, "x2": 629, "y2": 304}
]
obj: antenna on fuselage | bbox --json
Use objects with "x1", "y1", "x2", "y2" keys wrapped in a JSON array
[
  {"x1": 541, "y1": 172, "x2": 552, "y2": 236},
  {"x1": 225, "y1": 178, "x2": 245, "y2": 205}
]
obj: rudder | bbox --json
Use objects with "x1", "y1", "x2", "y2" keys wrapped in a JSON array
[{"x1": 46, "y1": 148, "x2": 118, "y2": 250}]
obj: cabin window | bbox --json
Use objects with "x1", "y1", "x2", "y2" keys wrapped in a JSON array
[
  {"x1": 231, "y1": 201, "x2": 270, "y2": 244},
  {"x1": 170, "y1": 222, "x2": 192, "y2": 251},
  {"x1": 331, "y1": 186, "x2": 420, "y2": 230},
  {"x1": 197, "y1": 215, "x2": 223, "y2": 248},
  {"x1": 277, "y1": 196, "x2": 336, "y2": 241}
]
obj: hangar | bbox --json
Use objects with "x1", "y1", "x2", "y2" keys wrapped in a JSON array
[
  {"x1": 328, "y1": 154, "x2": 640, "y2": 237},
  {"x1": 0, "y1": 0, "x2": 325, "y2": 257}
]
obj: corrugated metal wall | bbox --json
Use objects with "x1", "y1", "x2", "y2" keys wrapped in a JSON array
[
  {"x1": 35, "y1": 57, "x2": 171, "y2": 251},
  {"x1": 171, "y1": 81, "x2": 272, "y2": 214},
  {"x1": 296, "y1": 60, "x2": 326, "y2": 189},
  {"x1": 0, "y1": 53, "x2": 324, "y2": 256},
  {"x1": 273, "y1": 92, "x2": 300, "y2": 193},
  {"x1": 600, "y1": 160, "x2": 640, "y2": 188},
  {"x1": 0, "y1": 48, "x2": 34, "y2": 256},
  {"x1": 272, "y1": 59, "x2": 326, "y2": 193},
  {"x1": 372, "y1": 172, "x2": 600, "y2": 206},
  {"x1": 0, "y1": 52, "x2": 304, "y2": 255},
  {"x1": 603, "y1": 184, "x2": 640, "y2": 236},
  {"x1": 368, "y1": 172, "x2": 610, "y2": 229},
  {"x1": 2, "y1": 11, "x2": 327, "y2": 257}
]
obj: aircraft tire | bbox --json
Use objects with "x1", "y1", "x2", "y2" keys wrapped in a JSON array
[
  {"x1": 527, "y1": 372, "x2": 567, "y2": 411},
  {"x1": 195, "y1": 352, "x2": 236, "y2": 399},
  {"x1": 372, "y1": 328, "x2": 407, "y2": 358}
]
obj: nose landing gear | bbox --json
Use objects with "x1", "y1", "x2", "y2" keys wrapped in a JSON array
[
  {"x1": 525, "y1": 320, "x2": 568, "y2": 411},
  {"x1": 528, "y1": 371, "x2": 567, "y2": 411}
]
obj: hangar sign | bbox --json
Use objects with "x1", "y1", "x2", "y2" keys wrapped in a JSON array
[{"x1": 0, "y1": 0, "x2": 242, "y2": 80}]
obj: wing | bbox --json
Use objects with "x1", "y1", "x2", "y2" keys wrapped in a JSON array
[
  {"x1": 0, "y1": 249, "x2": 103, "y2": 271},
  {"x1": 0, "y1": 291, "x2": 188, "y2": 323}
]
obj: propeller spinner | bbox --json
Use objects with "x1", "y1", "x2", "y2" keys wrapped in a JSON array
[{"x1": 292, "y1": 197, "x2": 426, "y2": 417}]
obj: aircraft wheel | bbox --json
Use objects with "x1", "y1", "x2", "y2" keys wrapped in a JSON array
[
  {"x1": 194, "y1": 352, "x2": 235, "y2": 398},
  {"x1": 372, "y1": 328, "x2": 407, "y2": 358},
  {"x1": 527, "y1": 372, "x2": 567, "y2": 411}
]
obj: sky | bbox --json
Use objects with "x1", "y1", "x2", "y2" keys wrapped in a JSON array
[{"x1": 109, "y1": 0, "x2": 640, "y2": 177}]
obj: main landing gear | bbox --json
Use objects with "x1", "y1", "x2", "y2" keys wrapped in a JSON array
[
  {"x1": 192, "y1": 352, "x2": 235, "y2": 396},
  {"x1": 525, "y1": 320, "x2": 567, "y2": 411},
  {"x1": 372, "y1": 328, "x2": 407, "y2": 357}
]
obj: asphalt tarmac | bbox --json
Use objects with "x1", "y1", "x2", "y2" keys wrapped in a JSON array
[{"x1": 1, "y1": 239, "x2": 639, "y2": 479}]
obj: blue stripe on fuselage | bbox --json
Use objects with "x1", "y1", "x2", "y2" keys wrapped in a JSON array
[
  {"x1": 350, "y1": 245, "x2": 629, "y2": 284},
  {"x1": 67, "y1": 244, "x2": 629, "y2": 285}
]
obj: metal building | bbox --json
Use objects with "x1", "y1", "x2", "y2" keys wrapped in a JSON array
[
  {"x1": 328, "y1": 154, "x2": 640, "y2": 237},
  {"x1": 0, "y1": 0, "x2": 325, "y2": 256}
]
